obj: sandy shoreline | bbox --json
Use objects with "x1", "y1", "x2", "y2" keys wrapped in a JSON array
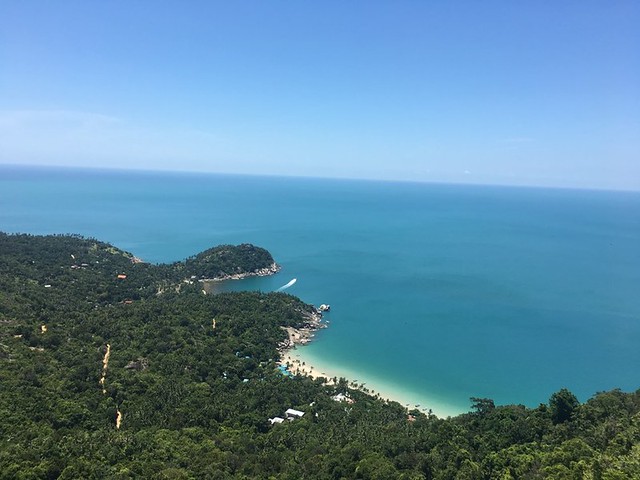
[
  {"x1": 204, "y1": 267, "x2": 462, "y2": 418},
  {"x1": 278, "y1": 330, "x2": 462, "y2": 418},
  {"x1": 279, "y1": 349, "x2": 335, "y2": 383}
]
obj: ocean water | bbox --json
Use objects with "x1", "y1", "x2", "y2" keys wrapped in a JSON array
[{"x1": 2, "y1": 165, "x2": 639, "y2": 416}]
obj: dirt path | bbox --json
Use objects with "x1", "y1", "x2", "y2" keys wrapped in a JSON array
[
  {"x1": 99, "y1": 343, "x2": 111, "y2": 394},
  {"x1": 99, "y1": 344, "x2": 123, "y2": 428}
]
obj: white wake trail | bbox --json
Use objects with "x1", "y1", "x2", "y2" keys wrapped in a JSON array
[{"x1": 277, "y1": 278, "x2": 297, "y2": 291}]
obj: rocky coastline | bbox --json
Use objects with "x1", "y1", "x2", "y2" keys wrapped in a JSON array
[
  {"x1": 280, "y1": 309, "x2": 326, "y2": 349},
  {"x1": 199, "y1": 262, "x2": 281, "y2": 282}
]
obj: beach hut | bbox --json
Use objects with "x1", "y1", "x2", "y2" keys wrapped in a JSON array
[{"x1": 285, "y1": 408, "x2": 305, "y2": 419}]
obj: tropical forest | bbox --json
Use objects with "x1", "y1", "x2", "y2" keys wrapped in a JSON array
[{"x1": 0, "y1": 232, "x2": 638, "y2": 479}]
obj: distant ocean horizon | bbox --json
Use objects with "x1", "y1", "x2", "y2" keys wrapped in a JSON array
[{"x1": 2, "y1": 164, "x2": 639, "y2": 416}]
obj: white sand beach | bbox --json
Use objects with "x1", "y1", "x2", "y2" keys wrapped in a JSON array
[{"x1": 279, "y1": 346, "x2": 463, "y2": 418}]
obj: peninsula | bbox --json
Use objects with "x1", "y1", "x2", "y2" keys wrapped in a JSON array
[{"x1": 178, "y1": 243, "x2": 281, "y2": 281}]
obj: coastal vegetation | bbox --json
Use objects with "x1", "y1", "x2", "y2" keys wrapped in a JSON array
[
  {"x1": 0, "y1": 232, "x2": 638, "y2": 479},
  {"x1": 180, "y1": 244, "x2": 278, "y2": 280}
]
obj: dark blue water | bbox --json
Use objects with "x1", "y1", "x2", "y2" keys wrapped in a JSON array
[{"x1": 2, "y1": 165, "x2": 639, "y2": 415}]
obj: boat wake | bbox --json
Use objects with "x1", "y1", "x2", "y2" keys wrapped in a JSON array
[{"x1": 277, "y1": 278, "x2": 297, "y2": 291}]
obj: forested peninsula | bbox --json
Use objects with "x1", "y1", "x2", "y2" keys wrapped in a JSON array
[{"x1": 0, "y1": 233, "x2": 638, "y2": 479}]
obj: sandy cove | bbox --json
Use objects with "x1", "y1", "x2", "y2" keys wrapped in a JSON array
[
  {"x1": 279, "y1": 346, "x2": 457, "y2": 418},
  {"x1": 277, "y1": 309, "x2": 332, "y2": 378},
  {"x1": 280, "y1": 348, "x2": 335, "y2": 384},
  {"x1": 277, "y1": 318, "x2": 457, "y2": 418}
]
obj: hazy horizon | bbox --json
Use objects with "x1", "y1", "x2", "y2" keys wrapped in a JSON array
[
  {"x1": 5, "y1": 162, "x2": 640, "y2": 194},
  {"x1": 1, "y1": 2, "x2": 639, "y2": 191}
]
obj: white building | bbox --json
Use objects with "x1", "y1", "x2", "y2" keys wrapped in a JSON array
[{"x1": 285, "y1": 408, "x2": 305, "y2": 419}]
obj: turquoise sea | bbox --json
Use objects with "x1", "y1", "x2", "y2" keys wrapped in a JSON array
[{"x1": 2, "y1": 165, "x2": 639, "y2": 416}]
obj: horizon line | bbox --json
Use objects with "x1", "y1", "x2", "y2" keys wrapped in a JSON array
[{"x1": 1, "y1": 162, "x2": 638, "y2": 194}]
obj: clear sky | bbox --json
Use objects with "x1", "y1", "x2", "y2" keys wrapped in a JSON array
[{"x1": 1, "y1": 1, "x2": 639, "y2": 190}]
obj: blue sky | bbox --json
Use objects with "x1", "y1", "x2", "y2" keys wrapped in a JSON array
[{"x1": 1, "y1": 1, "x2": 639, "y2": 189}]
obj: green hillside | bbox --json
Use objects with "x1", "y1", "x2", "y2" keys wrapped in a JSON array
[{"x1": 0, "y1": 233, "x2": 638, "y2": 479}]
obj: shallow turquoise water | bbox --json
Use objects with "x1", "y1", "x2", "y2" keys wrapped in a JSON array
[{"x1": 2, "y1": 165, "x2": 639, "y2": 414}]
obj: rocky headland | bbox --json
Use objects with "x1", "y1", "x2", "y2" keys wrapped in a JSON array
[{"x1": 200, "y1": 262, "x2": 281, "y2": 282}]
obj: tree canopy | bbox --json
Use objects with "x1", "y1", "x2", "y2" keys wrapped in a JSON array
[{"x1": 1, "y1": 232, "x2": 638, "y2": 479}]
